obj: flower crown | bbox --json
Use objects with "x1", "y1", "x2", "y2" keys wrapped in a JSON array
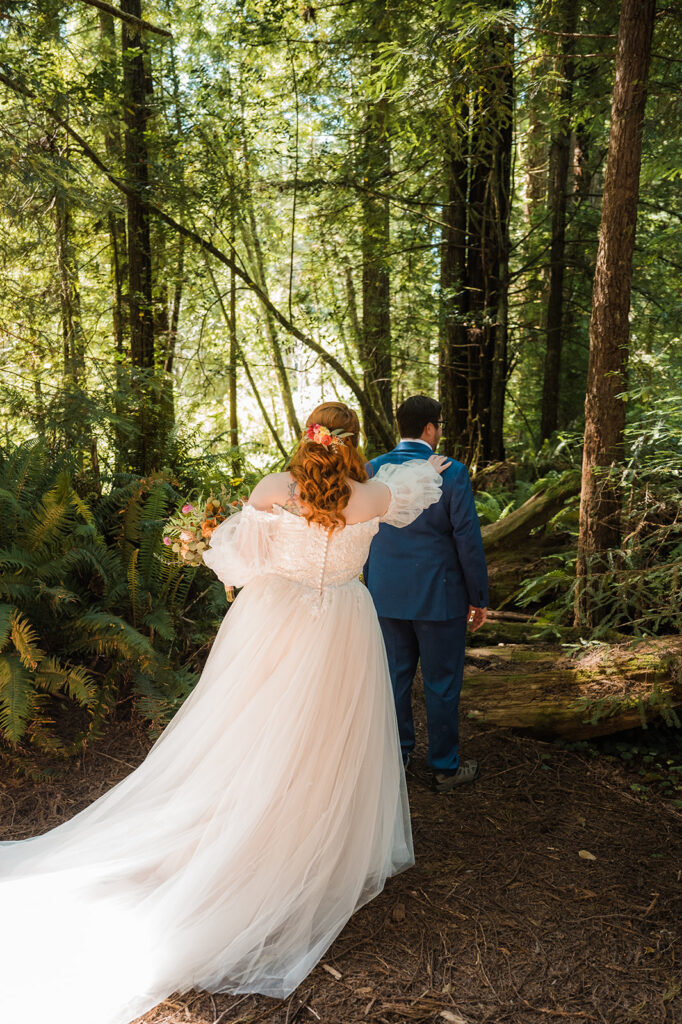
[{"x1": 302, "y1": 423, "x2": 353, "y2": 448}]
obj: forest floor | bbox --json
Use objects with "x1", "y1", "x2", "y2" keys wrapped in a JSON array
[{"x1": 1, "y1": 683, "x2": 680, "y2": 1024}]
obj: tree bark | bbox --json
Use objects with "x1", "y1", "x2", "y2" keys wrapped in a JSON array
[
  {"x1": 359, "y1": 0, "x2": 392, "y2": 451},
  {"x1": 54, "y1": 187, "x2": 85, "y2": 385},
  {"x1": 228, "y1": 254, "x2": 241, "y2": 474},
  {"x1": 439, "y1": 87, "x2": 470, "y2": 460},
  {"x1": 98, "y1": 10, "x2": 129, "y2": 470},
  {"x1": 121, "y1": 0, "x2": 155, "y2": 472},
  {"x1": 465, "y1": 21, "x2": 514, "y2": 467},
  {"x1": 540, "y1": 0, "x2": 579, "y2": 441},
  {"x1": 488, "y1": 38, "x2": 514, "y2": 463},
  {"x1": 463, "y1": 635, "x2": 682, "y2": 741},
  {"x1": 575, "y1": 0, "x2": 656, "y2": 628}
]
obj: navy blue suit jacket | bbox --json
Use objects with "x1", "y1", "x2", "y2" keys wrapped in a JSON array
[{"x1": 365, "y1": 441, "x2": 489, "y2": 621}]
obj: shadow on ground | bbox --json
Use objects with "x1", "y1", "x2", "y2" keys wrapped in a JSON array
[{"x1": 1, "y1": 681, "x2": 680, "y2": 1024}]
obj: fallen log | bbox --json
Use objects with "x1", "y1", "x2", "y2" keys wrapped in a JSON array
[
  {"x1": 462, "y1": 636, "x2": 682, "y2": 740},
  {"x1": 481, "y1": 469, "x2": 581, "y2": 554},
  {"x1": 468, "y1": 619, "x2": 606, "y2": 646}
]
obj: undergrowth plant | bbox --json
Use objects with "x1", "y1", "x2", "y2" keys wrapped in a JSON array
[
  {"x1": 0, "y1": 441, "x2": 229, "y2": 761},
  {"x1": 512, "y1": 401, "x2": 682, "y2": 636}
]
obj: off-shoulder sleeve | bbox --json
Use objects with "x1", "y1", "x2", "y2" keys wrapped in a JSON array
[
  {"x1": 375, "y1": 459, "x2": 443, "y2": 527},
  {"x1": 202, "y1": 505, "x2": 277, "y2": 587}
]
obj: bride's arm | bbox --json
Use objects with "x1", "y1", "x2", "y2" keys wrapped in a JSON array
[
  {"x1": 247, "y1": 473, "x2": 290, "y2": 512},
  {"x1": 369, "y1": 454, "x2": 451, "y2": 519}
]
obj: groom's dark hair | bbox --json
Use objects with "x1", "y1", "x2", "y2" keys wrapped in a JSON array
[{"x1": 396, "y1": 395, "x2": 442, "y2": 439}]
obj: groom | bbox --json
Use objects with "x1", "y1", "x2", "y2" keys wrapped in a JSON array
[{"x1": 365, "y1": 395, "x2": 489, "y2": 793}]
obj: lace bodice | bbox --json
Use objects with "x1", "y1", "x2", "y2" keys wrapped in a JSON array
[{"x1": 203, "y1": 459, "x2": 442, "y2": 593}]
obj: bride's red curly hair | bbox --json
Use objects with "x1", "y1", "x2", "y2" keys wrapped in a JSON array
[{"x1": 289, "y1": 402, "x2": 368, "y2": 532}]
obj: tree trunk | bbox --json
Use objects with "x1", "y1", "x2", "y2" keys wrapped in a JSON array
[
  {"x1": 98, "y1": 11, "x2": 129, "y2": 471},
  {"x1": 54, "y1": 188, "x2": 85, "y2": 385},
  {"x1": 540, "y1": 0, "x2": 579, "y2": 442},
  {"x1": 228, "y1": 256, "x2": 241, "y2": 474},
  {"x1": 462, "y1": 20, "x2": 514, "y2": 467},
  {"x1": 158, "y1": 236, "x2": 183, "y2": 438},
  {"x1": 488, "y1": 39, "x2": 514, "y2": 463},
  {"x1": 359, "y1": 1, "x2": 392, "y2": 451},
  {"x1": 121, "y1": 0, "x2": 155, "y2": 472},
  {"x1": 439, "y1": 87, "x2": 469, "y2": 460},
  {"x1": 575, "y1": 0, "x2": 656, "y2": 628}
]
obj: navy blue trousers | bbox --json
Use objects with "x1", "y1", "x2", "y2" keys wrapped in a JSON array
[{"x1": 379, "y1": 616, "x2": 467, "y2": 773}]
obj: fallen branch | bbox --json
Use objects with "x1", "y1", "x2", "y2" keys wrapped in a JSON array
[{"x1": 73, "y1": 0, "x2": 173, "y2": 37}]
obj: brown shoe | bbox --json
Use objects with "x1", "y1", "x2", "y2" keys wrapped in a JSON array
[{"x1": 431, "y1": 759, "x2": 480, "y2": 793}]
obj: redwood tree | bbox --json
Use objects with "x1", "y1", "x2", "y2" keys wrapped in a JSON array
[{"x1": 575, "y1": 0, "x2": 657, "y2": 627}]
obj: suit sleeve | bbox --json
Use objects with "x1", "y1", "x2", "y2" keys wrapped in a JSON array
[{"x1": 448, "y1": 466, "x2": 489, "y2": 608}]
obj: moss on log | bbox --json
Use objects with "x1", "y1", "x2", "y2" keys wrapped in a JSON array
[
  {"x1": 462, "y1": 636, "x2": 682, "y2": 740},
  {"x1": 481, "y1": 469, "x2": 581, "y2": 554}
]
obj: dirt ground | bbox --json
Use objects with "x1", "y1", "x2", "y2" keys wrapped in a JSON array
[{"x1": 1, "y1": 684, "x2": 680, "y2": 1024}]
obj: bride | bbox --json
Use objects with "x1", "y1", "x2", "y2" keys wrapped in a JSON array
[{"x1": 0, "y1": 402, "x2": 448, "y2": 1024}]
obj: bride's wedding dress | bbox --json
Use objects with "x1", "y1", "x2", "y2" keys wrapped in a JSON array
[{"x1": 0, "y1": 461, "x2": 441, "y2": 1024}]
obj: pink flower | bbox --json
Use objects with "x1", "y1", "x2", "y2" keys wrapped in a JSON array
[
  {"x1": 163, "y1": 536, "x2": 172, "y2": 546},
  {"x1": 321, "y1": 434, "x2": 332, "y2": 446},
  {"x1": 181, "y1": 503, "x2": 194, "y2": 513}
]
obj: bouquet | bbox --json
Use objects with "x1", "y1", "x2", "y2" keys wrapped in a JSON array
[{"x1": 163, "y1": 478, "x2": 249, "y2": 568}]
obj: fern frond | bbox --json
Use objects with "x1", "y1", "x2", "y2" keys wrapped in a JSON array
[
  {"x1": 72, "y1": 610, "x2": 157, "y2": 666},
  {"x1": 0, "y1": 604, "x2": 14, "y2": 652},
  {"x1": 35, "y1": 583, "x2": 81, "y2": 614},
  {"x1": 28, "y1": 484, "x2": 74, "y2": 553},
  {"x1": 70, "y1": 490, "x2": 94, "y2": 526},
  {"x1": 168, "y1": 565, "x2": 197, "y2": 613},
  {"x1": 0, "y1": 488, "x2": 28, "y2": 523},
  {"x1": 139, "y1": 484, "x2": 169, "y2": 584},
  {"x1": 10, "y1": 612, "x2": 44, "y2": 669},
  {"x1": 0, "y1": 654, "x2": 35, "y2": 742},
  {"x1": 0, "y1": 579, "x2": 34, "y2": 603},
  {"x1": 128, "y1": 547, "x2": 141, "y2": 626},
  {"x1": 0, "y1": 546, "x2": 39, "y2": 571},
  {"x1": 35, "y1": 657, "x2": 97, "y2": 705},
  {"x1": 50, "y1": 544, "x2": 121, "y2": 588},
  {"x1": 143, "y1": 606, "x2": 175, "y2": 642},
  {"x1": 121, "y1": 490, "x2": 145, "y2": 552}
]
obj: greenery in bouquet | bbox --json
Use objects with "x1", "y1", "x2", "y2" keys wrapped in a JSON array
[{"x1": 163, "y1": 479, "x2": 250, "y2": 567}]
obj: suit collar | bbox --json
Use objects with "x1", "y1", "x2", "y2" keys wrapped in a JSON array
[{"x1": 394, "y1": 440, "x2": 433, "y2": 456}]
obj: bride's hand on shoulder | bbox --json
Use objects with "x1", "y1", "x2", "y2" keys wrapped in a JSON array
[{"x1": 428, "y1": 454, "x2": 452, "y2": 475}]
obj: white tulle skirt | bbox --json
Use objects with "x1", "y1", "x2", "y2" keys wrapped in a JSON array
[{"x1": 0, "y1": 575, "x2": 413, "y2": 1024}]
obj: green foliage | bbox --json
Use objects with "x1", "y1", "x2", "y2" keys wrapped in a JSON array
[
  {"x1": 511, "y1": 405, "x2": 682, "y2": 637},
  {"x1": 0, "y1": 441, "x2": 229, "y2": 759}
]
